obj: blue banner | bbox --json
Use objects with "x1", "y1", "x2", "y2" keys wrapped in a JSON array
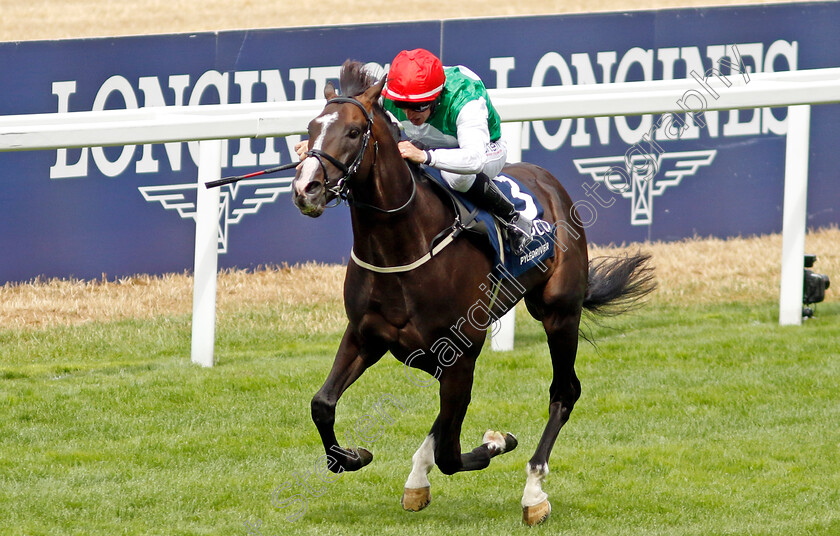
[
  {"x1": 443, "y1": 3, "x2": 840, "y2": 244},
  {"x1": 0, "y1": 4, "x2": 838, "y2": 283},
  {"x1": 0, "y1": 23, "x2": 441, "y2": 282}
]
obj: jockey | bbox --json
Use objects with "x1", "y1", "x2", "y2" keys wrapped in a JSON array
[{"x1": 381, "y1": 48, "x2": 533, "y2": 256}]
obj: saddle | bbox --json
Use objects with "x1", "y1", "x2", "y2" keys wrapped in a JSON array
[{"x1": 419, "y1": 166, "x2": 555, "y2": 279}]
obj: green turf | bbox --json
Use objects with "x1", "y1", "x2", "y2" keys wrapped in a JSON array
[{"x1": 1, "y1": 301, "x2": 838, "y2": 535}]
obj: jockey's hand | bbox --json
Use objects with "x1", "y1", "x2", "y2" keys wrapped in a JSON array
[
  {"x1": 398, "y1": 140, "x2": 427, "y2": 164},
  {"x1": 294, "y1": 140, "x2": 309, "y2": 161},
  {"x1": 294, "y1": 139, "x2": 309, "y2": 170}
]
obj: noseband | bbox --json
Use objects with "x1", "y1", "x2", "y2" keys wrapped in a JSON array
[{"x1": 304, "y1": 96, "x2": 416, "y2": 214}]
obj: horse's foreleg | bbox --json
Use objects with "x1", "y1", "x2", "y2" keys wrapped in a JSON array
[
  {"x1": 311, "y1": 327, "x2": 384, "y2": 472},
  {"x1": 401, "y1": 365, "x2": 517, "y2": 512},
  {"x1": 434, "y1": 367, "x2": 518, "y2": 475},
  {"x1": 401, "y1": 434, "x2": 435, "y2": 511},
  {"x1": 522, "y1": 310, "x2": 582, "y2": 526}
]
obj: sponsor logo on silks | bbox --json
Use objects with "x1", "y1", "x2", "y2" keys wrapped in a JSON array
[
  {"x1": 531, "y1": 219, "x2": 555, "y2": 236},
  {"x1": 139, "y1": 176, "x2": 292, "y2": 253},
  {"x1": 573, "y1": 150, "x2": 716, "y2": 226},
  {"x1": 519, "y1": 240, "x2": 551, "y2": 265}
]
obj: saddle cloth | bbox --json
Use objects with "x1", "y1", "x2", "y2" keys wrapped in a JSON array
[{"x1": 423, "y1": 167, "x2": 556, "y2": 279}]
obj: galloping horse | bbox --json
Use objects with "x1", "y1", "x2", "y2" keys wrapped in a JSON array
[{"x1": 291, "y1": 61, "x2": 655, "y2": 525}]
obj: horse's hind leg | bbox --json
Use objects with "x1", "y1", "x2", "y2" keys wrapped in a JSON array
[{"x1": 522, "y1": 306, "x2": 583, "y2": 526}]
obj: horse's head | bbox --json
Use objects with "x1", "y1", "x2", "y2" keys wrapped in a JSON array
[{"x1": 292, "y1": 75, "x2": 386, "y2": 217}]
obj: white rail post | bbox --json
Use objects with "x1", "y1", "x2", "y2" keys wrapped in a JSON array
[
  {"x1": 490, "y1": 121, "x2": 524, "y2": 351},
  {"x1": 191, "y1": 139, "x2": 223, "y2": 366},
  {"x1": 779, "y1": 105, "x2": 811, "y2": 326}
]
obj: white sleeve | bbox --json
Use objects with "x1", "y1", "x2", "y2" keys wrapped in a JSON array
[{"x1": 427, "y1": 98, "x2": 491, "y2": 174}]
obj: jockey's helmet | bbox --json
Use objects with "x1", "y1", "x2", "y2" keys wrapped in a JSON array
[{"x1": 383, "y1": 48, "x2": 445, "y2": 107}]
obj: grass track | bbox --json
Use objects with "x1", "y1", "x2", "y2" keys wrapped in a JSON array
[{"x1": 1, "y1": 301, "x2": 838, "y2": 535}]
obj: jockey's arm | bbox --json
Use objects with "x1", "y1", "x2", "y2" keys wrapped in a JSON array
[{"x1": 426, "y1": 98, "x2": 491, "y2": 175}]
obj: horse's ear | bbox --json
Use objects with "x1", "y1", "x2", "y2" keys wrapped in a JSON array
[
  {"x1": 324, "y1": 81, "x2": 338, "y2": 100},
  {"x1": 362, "y1": 76, "x2": 387, "y2": 104}
]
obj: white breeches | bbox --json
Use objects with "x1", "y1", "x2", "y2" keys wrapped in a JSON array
[{"x1": 439, "y1": 140, "x2": 508, "y2": 192}]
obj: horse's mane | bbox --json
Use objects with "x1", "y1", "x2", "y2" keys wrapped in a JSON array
[
  {"x1": 339, "y1": 60, "x2": 399, "y2": 141},
  {"x1": 339, "y1": 60, "x2": 381, "y2": 98}
]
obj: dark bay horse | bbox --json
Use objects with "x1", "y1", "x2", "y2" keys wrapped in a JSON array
[{"x1": 291, "y1": 61, "x2": 655, "y2": 525}]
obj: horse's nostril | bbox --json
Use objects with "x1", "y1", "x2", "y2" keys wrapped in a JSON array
[{"x1": 305, "y1": 182, "x2": 324, "y2": 196}]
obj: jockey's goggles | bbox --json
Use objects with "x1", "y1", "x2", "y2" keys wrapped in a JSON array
[{"x1": 395, "y1": 100, "x2": 435, "y2": 112}]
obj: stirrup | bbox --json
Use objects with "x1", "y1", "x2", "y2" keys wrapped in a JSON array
[{"x1": 506, "y1": 214, "x2": 533, "y2": 256}]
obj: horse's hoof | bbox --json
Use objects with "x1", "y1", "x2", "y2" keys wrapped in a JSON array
[
  {"x1": 522, "y1": 499, "x2": 551, "y2": 526},
  {"x1": 357, "y1": 448, "x2": 373, "y2": 467},
  {"x1": 351, "y1": 447, "x2": 374, "y2": 469},
  {"x1": 336, "y1": 447, "x2": 373, "y2": 471},
  {"x1": 483, "y1": 430, "x2": 518, "y2": 454},
  {"x1": 401, "y1": 486, "x2": 431, "y2": 512},
  {"x1": 504, "y1": 432, "x2": 518, "y2": 452}
]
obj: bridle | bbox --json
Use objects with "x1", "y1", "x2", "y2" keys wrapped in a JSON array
[
  {"x1": 306, "y1": 96, "x2": 461, "y2": 274},
  {"x1": 304, "y1": 96, "x2": 416, "y2": 214}
]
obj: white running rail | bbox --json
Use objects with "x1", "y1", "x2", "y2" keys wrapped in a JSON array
[{"x1": 2, "y1": 68, "x2": 839, "y2": 364}]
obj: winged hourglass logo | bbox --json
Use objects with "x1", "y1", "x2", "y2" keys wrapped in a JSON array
[
  {"x1": 138, "y1": 176, "x2": 293, "y2": 253},
  {"x1": 573, "y1": 150, "x2": 716, "y2": 225}
]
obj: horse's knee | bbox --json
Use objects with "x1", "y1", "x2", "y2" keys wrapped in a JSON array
[
  {"x1": 311, "y1": 394, "x2": 335, "y2": 426},
  {"x1": 434, "y1": 450, "x2": 462, "y2": 475},
  {"x1": 436, "y1": 459, "x2": 459, "y2": 476}
]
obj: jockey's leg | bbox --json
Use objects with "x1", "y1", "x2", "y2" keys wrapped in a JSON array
[
  {"x1": 436, "y1": 139, "x2": 507, "y2": 193},
  {"x1": 438, "y1": 170, "x2": 476, "y2": 193},
  {"x1": 438, "y1": 140, "x2": 532, "y2": 255},
  {"x1": 448, "y1": 171, "x2": 533, "y2": 256}
]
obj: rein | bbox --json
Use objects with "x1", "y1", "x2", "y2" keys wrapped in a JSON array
[
  {"x1": 307, "y1": 96, "x2": 456, "y2": 273},
  {"x1": 306, "y1": 96, "x2": 416, "y2": 214}
]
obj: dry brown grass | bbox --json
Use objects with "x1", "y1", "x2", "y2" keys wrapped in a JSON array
[
  {"x1": 2, "y1": 228, "x2": 836, "y2": 329},
  {"x1": 1, "y1": 0, "x2": 835, "y2": 328},
  {"x1": 0, "y1": 263, "x2": 345, "y2": 330},
  {"x1": 0, "y1": 0, "x2": 824, "y2": 41},
  {"x1": 591, "y1": 226, "x2": 839, "y2": 306}
]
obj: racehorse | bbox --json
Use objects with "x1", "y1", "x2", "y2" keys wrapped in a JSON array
[{"x1": 291, "y1": 60, "x2": 655, "y2": 526}]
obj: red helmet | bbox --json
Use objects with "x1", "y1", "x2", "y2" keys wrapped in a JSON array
[{"x1": 383, "y1": 49, "x2": 445, "y2": 103}]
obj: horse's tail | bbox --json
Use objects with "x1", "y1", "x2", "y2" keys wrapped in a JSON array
[{"x1": 582, "y1": 252, "x2": 656, "y2": 317}]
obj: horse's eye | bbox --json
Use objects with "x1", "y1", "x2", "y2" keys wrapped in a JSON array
[{"x1": 348, "y1": 128, "x2": 361, "y2": 139}]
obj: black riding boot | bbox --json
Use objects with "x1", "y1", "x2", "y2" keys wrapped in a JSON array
[{"x1": 463, "y1": 173, "x2": 533, "y2": 255}]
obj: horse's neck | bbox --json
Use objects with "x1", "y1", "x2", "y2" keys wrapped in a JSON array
[{"x1": 349, "y1": 147, "x2": 450, "y2": 268}]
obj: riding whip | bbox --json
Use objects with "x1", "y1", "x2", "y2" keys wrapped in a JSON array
[{"x1": 204, "y1": 162, "x2": 299, "y2": 189}]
